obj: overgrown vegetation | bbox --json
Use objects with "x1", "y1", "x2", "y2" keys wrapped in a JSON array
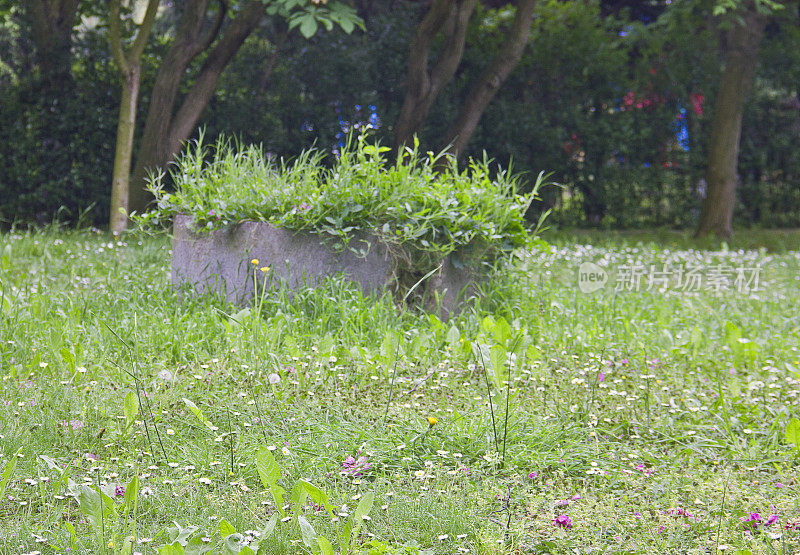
[
  {"x1": 1, "y1": 229, "x2": 799, "y2": 553},
  {"x1": 141, "y1": 134, "x2": 547, "y2": 285}
]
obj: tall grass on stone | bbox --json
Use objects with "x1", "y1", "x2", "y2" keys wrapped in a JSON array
[{"x1": 139, "y1": 132, "x2": 548, "y2": 297}]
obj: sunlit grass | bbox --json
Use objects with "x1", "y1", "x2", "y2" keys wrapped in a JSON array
[{"x1": 0, "y1": 228, "x2": 799, "y2": 553}]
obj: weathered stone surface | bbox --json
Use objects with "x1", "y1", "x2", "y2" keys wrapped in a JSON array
[{"x1": 171, "y1": 214, "x2": 477, "y2": 316}]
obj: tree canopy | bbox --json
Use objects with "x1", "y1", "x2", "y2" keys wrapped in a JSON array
[{"x1": 0, "y1": 0, "x2": 799, "y2": 234}]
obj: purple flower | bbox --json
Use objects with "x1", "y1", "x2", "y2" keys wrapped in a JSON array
[
  {"x1": 666, "y1": 507, "x2": 693, "y2": 518},
  {"x1": 341, "y1": 454, "x2": 371, "y2": 476},
  {"x1": 635, "y1": 463, "x2": 653, "y2": 476},
  {"x1": 765, "y1": 514, "x2": 780, "y2": 527},
  {"x1": 598, "y1": 372, "x2": 605, "y2": 382},
  {"x1": 528, "y1": 471, "x2": 538, "y2": 479},
  {"x1": 741, "y1": 512, "x2": 762, "y2": 532},
  {"x1": 553, "y1": 514, "x2": 573, "y2": 529},
  {"x1": 114, "y1": 485, "x2": 125, "y2": 497},
  {"x1": 291, "y1": 202, "x2": 312, "y2": 215},
  {"x1": 60, "y1": 420, "x2": 84, "y2": 431}
]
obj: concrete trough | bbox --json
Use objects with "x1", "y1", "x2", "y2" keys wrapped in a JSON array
[{"x1": 171, "y1": 214, "x2": 479, "y2": 317}]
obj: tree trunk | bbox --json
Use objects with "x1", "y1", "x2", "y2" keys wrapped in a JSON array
[
  {"x1": 128, "y1": 0, "x2": 221, "y2": 213},
  {"x1": 695, "y1": 7, "x2": 766, "y2": 238},
  {"x1": 166, "y1": 2, "x2": 266, "y2": 158},
  {"x1": 27, "y1": 0, "x2": 80, "y2": 90},
  {"x1": 129, "y1": 0, "x2": 264, "y2": 214},
  {"x1": 257, "y1": 28, "x2": 289, "y2": 99},
  {"x1": 110, "y1": 68, "x2": 140, "y2": 233},
  {"x1": 393, "y1": 0, "x2": 477, "y2": 154},
  {"x1": 442, "y1": 0, "x2": 536, "y2": 160},
  {"x1": 108, "y1": 0, "x2": 160, "y2": 232}
]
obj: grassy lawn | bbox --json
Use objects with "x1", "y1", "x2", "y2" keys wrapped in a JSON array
[{"x1": 1, "y1": 228, "x2": 799, "y2": 554}]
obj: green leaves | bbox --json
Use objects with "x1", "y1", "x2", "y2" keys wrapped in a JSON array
[
  {"x1": 124, "y1": 390, "x2": 139, "y2": 427},
  {"x1": 785, "y1": 418, "x2": 800, "y2": 451},
  {"x1": 297, "y1": 515, "x2": 318, "y2": 550},
  {"x1": 380, "y1": 330, "x2": 399, "y2": 369},
  {"x1": 123, "y1": 475, "x2": 139, "y2": 510},
  {"x1": 167, "y1": 522, "x2": 200, "y2": 547},
  {"x1": 0, "y1": 456, "x2": 17, "y2": 503},
  {"x1": 256, "y1": 445, "x2": 287, "y2": 515},
  {"x1": 183, "y1": 398, "x2": 215, "y2": 431},
  {"x1": 284, "y1": 0, "x2": 363, "y2": 39},
  {"x1": 256, "y1": 446, "x2": 281, "y2": 486},
  {"x1": 317, "y1": 536, "x2": 335, "y2": 555},
  {"x1": 489, "y1": 344, "x2": 506, "y2": 388},
  {"x1": 300, "y1": 480, "x2": 335, "y2": 517},
  {"x1": 491, "y1": 316, "x2": 513, "y2": 346},
  {"x1": 446, "y1": 325, "x2": 461, "y2": 352},
  {"x1": 78, "y1": 484, "x2": 113, "y2": 545},
  {"x1": 219, "y1": 519, "x2": 237, "y2": 538},
  {"x1": 349, "y1": 491, "x2": 374, "y2": 542},
  {"x1": 297, "y1": 15, "x2": 318, "y2": 39}
]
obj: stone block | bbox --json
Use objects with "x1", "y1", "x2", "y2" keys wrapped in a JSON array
[{"x1": 171, "y1": 214, "x2": 478, "y2": 317}]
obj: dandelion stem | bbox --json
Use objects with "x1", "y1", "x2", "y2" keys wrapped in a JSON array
[
  {"x1": 502, "y1": 375, "x2": 511, "y2": 465},
  {"x1": 253, "y1": 390, "x2": 269, "y2": 441},
  {"x1": 501, "y1": 334, "x2": 524, "y2": 466},
  {"x1": 714, "y1": 465, "x2": 730, "y2": 553},
  {"x1": 477, "y1": 346, "x2": 499, "y2": 453},
  {"x1": 504, "y1": 485, "x2": 513, "y2": 543},
  {"x1": 101, "y1": 319, "x2": 166, "y2": 461},
  {"x1": 227, "y1": 405, "x2": 235, "y2": 477},
  {"x1": 382, "y1": 332, "x2": 402, "y2": 426}
]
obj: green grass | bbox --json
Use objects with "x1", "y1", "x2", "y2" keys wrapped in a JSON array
[{"x1": 1, "y1": 228, "x2": 799, "y2": 554}]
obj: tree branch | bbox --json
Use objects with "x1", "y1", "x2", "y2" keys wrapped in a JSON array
[
  {"x1": 109, "y1": 0, "x2": 130, "y2": 74},
  {"x1": 167, "y1": 0, "x2": 265, "y2": 153},
  {"x1": 428, "y1": 0, "x2": 476, "y2": 94},
  {"x1": 196, "y1": 0, "x2": 229, "y2": 55},
  {"x1": 258, "y1": 27, "x2": 289, "y2": 98},
  {"x1": 405, "y1": 0, "x2": 454, "y2": 98},
  {"x1": 58, "y1": 0, "x2": 81, "y2": 30},
  {"x1": 394, "y1": 0, "x2": 476, "y2": 152},
  {"x1": 131, "y1": 0, "x2": 161, "y2": 61},
  {"x1": 443, "y1": 0, "x2": 536, "y2": 159}
]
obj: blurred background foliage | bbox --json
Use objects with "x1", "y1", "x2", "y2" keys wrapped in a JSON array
[{"x1": 0, "y1": 0, "x2": 798, "y2": 228}]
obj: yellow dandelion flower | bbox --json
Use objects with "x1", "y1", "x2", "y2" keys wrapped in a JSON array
[
  {"x1": 251, "y1": 258, "x2": 259, "y2": 265},
  {"x1": 260, "y1": 266, "x2": 270, "y2": 273},
  {"x1": 427, "y1": 416, "x2": 438, "y2": 427}
]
